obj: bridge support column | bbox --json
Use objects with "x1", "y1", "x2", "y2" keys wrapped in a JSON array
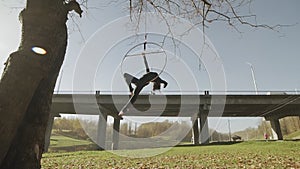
[
  {"x1": 191, "y1": 117, "x2": 199, "y2": 145},
  {"x1": 112, "y1": 117, "x2": 121, "y2": 150},
  {"x1": 97, "y1": 112, "x2": 107, "y2": 150},
  {"x1": 199, "y1": 112, "x2": 209, "y2": 145},
  {"x1": 44, "y1": 113, "x2": 60, "y2": 152},
  {"x1": 270, "y1": 118, "x2": 283, "y2": 140}
]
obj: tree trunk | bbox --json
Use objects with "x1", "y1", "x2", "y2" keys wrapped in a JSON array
[{"x1": 0, "y1": 0, "x2": 75, "y2": 168}]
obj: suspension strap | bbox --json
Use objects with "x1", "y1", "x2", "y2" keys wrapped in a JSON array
[{"x1": 143, "y1": 34, "x2": 150, "y2": 73}]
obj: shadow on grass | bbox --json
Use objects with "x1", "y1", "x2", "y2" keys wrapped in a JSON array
[{"x1": 175, "y1": 141, "x2": 244, "y2": 147}]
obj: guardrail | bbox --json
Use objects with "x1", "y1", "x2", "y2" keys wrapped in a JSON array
[{"x1": 53, "y1": 90, "x2": 299, "y2": 95}]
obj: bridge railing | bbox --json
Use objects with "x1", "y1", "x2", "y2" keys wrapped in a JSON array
[{"x1": 53, "y1": 90, "x2": 299, "y2": 95}]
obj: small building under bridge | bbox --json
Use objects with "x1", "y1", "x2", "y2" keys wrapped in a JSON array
[{"x1": 45, "y1": 93, "x2": 300, "y2": 151}]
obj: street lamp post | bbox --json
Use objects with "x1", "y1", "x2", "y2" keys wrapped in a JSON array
[{"x1": 246, "y1": 62, "x2": 258, "y2": 94}]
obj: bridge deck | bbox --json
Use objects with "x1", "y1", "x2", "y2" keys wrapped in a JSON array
[{"x1": 51, "y1": 94, "x2": 300, "y2": 118}]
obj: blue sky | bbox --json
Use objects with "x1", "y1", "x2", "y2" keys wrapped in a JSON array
[{"x1": 0, "y1": 0, "x2": 299, "y2": 133}]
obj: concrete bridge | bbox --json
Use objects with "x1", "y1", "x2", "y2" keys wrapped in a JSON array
[{"x1": 45, "y1": 93, "x2": 300, "y2": 151}]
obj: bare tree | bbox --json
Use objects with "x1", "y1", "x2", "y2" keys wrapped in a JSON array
[
  {"x1": 0, "y1": 0, "x2": 283, "y2": 168},
  {"x1": 0, "y1": 0, "x2": 82, "y2": 168}
]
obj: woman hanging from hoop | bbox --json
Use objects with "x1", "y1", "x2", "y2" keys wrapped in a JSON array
[
  {"x1": 124, "y1": 71, "x2": 168, "y2": 102},
  {"x1": 119, "y1": 71, "x2": 168, "y2": 117},
  {"x1": 119, "y1": 35, "x2": 168, "y2": 117}
]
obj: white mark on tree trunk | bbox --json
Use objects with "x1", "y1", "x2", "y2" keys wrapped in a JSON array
[{"x1": 34, "y1": 144, "x2": 39, "y2": 160}]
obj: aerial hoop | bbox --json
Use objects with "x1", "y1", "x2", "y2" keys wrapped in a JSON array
[
  {"x1": 120, "y1": 41, "x2": 168, "y2": 81},
  {"x1": 119, "y1": 39, "x2": 169, "y2": 117}
]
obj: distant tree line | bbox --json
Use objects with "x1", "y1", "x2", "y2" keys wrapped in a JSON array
[
  {"x1": 120, "y1": 120, "x2": 192, "y2": 142},
  {"x1": 232, "y1": 116, "x2": 300, "y2": 140},
  {"x1": 53, "y1": 118, "x2": 193, "y2": 142},
  {"x1": 52, "y1": 118, "x2": 91, "y2": 140},
  {"x1": 209, "y1": 129, "x2": 231, "y2": 142},
  {"x1": 52, "y1": 116, "x2": 300, "y2": 142}
]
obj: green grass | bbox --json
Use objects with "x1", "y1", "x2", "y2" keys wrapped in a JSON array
[
  {"x1": 50, "y1": 135, "x2": 92, "y2": 147},
  {"x1": 49, "y1": 135, "x2": 96, "y2": 153},
  {"x1": 42, "y1": 141, "x2": 300, "y2": 168}
]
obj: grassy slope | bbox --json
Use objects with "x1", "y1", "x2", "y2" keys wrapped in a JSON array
[
  {"x1": 42, "y1": 141, "x2": 300, "y2": 169},
  {"x1": 284, "y1": 130, "x2": 300, "y2": 139},
  {"x1": 50, "y1": 135, "x2": 92, "y2": 147}
]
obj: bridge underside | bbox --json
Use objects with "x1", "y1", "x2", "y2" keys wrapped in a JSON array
[
  {"x1": 44, "y1": 94, "x2": 300, "y2": 151},
  {"x1": 51, "y1": 94, "x2": 300, "y2": 118}
]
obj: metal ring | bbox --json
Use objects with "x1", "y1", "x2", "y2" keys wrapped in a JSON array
[{"x1": 120, "y1": 41, "x2": 168, "y2": 82}]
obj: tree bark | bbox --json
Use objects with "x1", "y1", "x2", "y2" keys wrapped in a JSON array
[{"x1": 0, "y1": 0, "x2": 76, "y2": 168}]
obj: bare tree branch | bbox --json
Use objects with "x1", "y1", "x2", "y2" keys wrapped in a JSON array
[
  {"x1": 125, "y1": 0, "x2": 292, "y2": 72},
  {"x1": 129, "y1": 0, "x2": 288, "y2": 33}
]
